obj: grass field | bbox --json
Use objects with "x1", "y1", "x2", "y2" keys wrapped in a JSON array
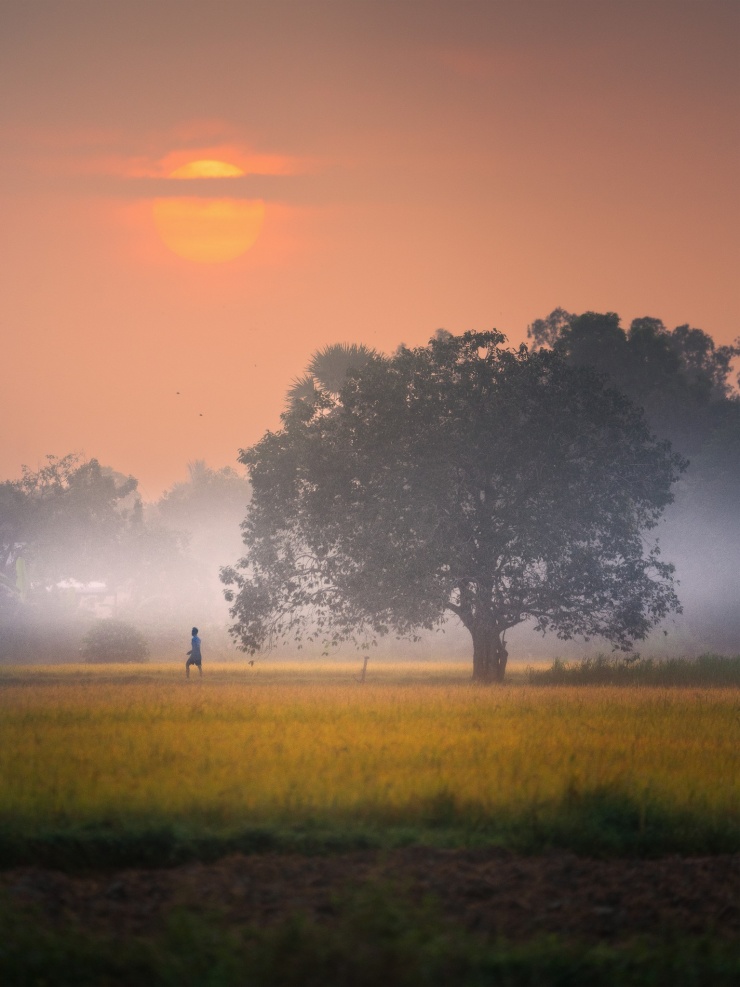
[
  {"x1": 0, "y1": 659, "x2": 738, "y2": 863},
  {"x1": 2, "y1": 659, "x2": 738, "y2": 984}
]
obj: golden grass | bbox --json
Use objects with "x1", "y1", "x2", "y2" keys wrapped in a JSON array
[{"x1": 0, "y1": 661, "x2": 738, "y2": 832}]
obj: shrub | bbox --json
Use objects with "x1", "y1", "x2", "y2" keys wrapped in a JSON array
[
  {"x1": 81, "y1": 620, "x2": 150, "y2": 663},
  {"x1": 528, "y1": 652, "x2": 740, "y2": 687}
]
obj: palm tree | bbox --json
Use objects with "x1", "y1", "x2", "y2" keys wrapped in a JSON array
[
  {"x1": 286, "y1": 343, "x2": 379, "y2": 409},
  {"x1": 286, "y1": 373, "x2": 320, "y2": 407},
  {"x1": 308, "y1": 343, "x2": 376, "y2": 393}
]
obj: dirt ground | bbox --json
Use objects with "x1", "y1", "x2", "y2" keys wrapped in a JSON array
[{"x1": 3, "y1": 847, "x2": 738, "y2": 943}]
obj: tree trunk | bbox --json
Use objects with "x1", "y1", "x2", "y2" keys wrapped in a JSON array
[{"x1": 471, "y1": 624, "x2": 508, "y2": 683}]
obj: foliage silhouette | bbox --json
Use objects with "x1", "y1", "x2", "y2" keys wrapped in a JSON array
[
  {"x1": 0, "y1": 455, "x2": 141, "y2": 612},
  {"x1": 81, "y1": 619, "x2": 150, "y2": 663},
  {"x1": 527, "y1": 309, "x2": 740, "y2": 651},
  {"x1": 287, "y1": 342, "x2": 378, "y2": 408},
  {"x1": 224, "y1": 331, "x2": 685, "y2": 681}
]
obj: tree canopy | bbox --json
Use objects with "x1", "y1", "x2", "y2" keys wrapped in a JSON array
[
  {"x1": 224, "y1": 331, "x2": 686, "y2": 681},
  {"x1": 527, "y1": 309, "x2": 739, "y2": 452},
  {"x1": 286, "y1": 342, "x2": 377, "y2": 407},
  {"x1": 0, "y1": 455, "x2": 140, "y2": 598},
  {"x1": 527, "y1": 309, "x2": 740, "y2": 651}
]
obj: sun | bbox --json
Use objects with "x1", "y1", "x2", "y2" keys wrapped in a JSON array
[
  {"x1": 169, "y1": 159, "x2": 245, "y2": 180},
  {"x1": 153, "y1": 198, "x2": 265, "y2": 263},
  {"x1": 153, "y1": 159, "x2": 264, "y2": 263}
]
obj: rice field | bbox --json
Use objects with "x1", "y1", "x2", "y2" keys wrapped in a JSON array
[{"x1": 1, "y1": 660, "x2": 738, "y2": 855}]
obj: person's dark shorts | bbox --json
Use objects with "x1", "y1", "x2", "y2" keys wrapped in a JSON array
[{"x1": 186, "y1": 655, "x2": 201, "y2": 667}]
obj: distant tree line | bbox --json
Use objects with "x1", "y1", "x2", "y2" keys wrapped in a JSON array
[{"x1": 0, "y1": 457, "x2": 250, "y2": 661}]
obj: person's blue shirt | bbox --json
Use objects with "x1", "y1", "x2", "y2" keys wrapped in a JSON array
[{"x1": 189, "y1": 635, "x2": 202, "y2": 660}]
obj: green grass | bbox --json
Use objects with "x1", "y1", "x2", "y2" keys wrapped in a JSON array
[
  {"x1": 0, "y1": 662, "x2": 738, "y2": 866},
  {"x1": 0, "y1": 785, "x2": 738, "y2": 871},
  {"x1": 2, "y1": 884, "x2": 738, "y2": 986},
  {"x1": 528, "y1": 652, "x2": 740, "y2": 686}
]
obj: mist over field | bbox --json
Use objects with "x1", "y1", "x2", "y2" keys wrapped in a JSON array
[
  {"x1": 2, "y1": 312, "x2": 738, "y2": 668},
  {"x1": 0, "y1": 459, "x2": 251, "y2": 663}
]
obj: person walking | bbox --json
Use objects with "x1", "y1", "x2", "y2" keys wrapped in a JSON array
[{"x1": 186, "y1": 627, "x2": 203, "y2": 678}]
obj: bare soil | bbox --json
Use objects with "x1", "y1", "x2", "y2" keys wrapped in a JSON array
[{"x1": 3, "y1": 848, "x2": 738, "y2": 943}]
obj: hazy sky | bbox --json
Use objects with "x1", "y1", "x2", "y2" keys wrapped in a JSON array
[{"x1": 1, "y1": 0, "x2": 738, "y2": 496}]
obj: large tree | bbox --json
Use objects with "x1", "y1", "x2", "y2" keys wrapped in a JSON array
[{"x1": 223, "y1": 332, "x2": 686, "y2": 681}]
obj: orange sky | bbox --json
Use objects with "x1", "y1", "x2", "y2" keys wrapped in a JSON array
[{"x1": 1, "y1": 0, "x2": 738, "y2": 497}]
